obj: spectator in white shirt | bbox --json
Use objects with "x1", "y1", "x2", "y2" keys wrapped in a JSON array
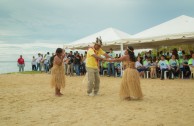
[
  {"x1": 31, "y1": 56, "x2": 37, "y2": 71},
  {"x1": 107, "y1": 48, "x2": 116, "y2": 77},
  {"x1": 36, "y1": 53, "x2": 42, "y2": 71},
  {"x1": 158, "y1": 55, "x2": 171, "y2": 80}
]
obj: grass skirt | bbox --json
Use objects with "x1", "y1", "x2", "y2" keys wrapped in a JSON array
[
  {"x1": 120, "y1": 68, "x2": 143, "y2": 100},
  {"x1": 51, "y1": 64, "x2": 65, "y2": 89}
]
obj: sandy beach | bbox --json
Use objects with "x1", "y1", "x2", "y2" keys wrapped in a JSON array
[{"x1": 0, "y1": 73, "x2": 194, "y2": 126}]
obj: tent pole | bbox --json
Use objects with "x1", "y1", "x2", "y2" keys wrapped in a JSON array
[
  {"x1": 120, "y1": 43, "x2": 124, "y2": 77},
  {"x1": 156, "y1": 48, "x2": 158, "y2": 57}
]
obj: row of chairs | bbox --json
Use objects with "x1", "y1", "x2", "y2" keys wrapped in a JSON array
[
  {"x1": 101, "y1": 67, "x2": 194, "y2": 79},
  {"x1": 144, "y1": 70, "x2": 194, "y2": 79}
]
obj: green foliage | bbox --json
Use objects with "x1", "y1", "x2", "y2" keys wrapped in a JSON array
[{"x1": 152, "y1": 44, "x2": 194, "y2": 55}]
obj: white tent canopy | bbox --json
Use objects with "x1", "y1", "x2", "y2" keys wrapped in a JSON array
[
  {"x1": 132, "y1": 15, "x2": 194, "y2": 38},
  {"x1": 64, "y1": 15, "x2": 194, "y2": 50},
  {"x1": 64, "y1": 27, "x2": 131, "y2": 50},
  {"x1": 124, "y1": 15, "x2": 194, "y2": 49}
]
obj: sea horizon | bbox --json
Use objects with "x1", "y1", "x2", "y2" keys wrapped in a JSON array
[{"x1": 0, "y1": 61, "x2": 33, "y2": 74}]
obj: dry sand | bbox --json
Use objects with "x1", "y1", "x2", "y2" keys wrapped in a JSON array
[{"x1": 0, "y1": 73, "x2": 194, "y2": 126}]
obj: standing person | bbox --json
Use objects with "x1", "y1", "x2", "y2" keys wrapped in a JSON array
[
  {"x1": 100, "y1": 60, "x2": 108, "y2": 75},
  {"x1": 80, "y1": 54, "x2": 86, "y2": 75},
  {"x1": 107, "y1": 48, "x2": 116, "y2": 77},
  {"x1": 36, "y1": 53, "x2": 42, "y2": 71},
  {"x1": 49, "y1": 53, "x2": 55, "y2": 74},
  {"x1": 63, "y1": 53, "x2": 68, "y2": 75},
  {"x1": 31, "y1": 56, "x2": 37, "y2": 71},
  {"x1": 74, "y1": 53, "x2": 81, "y2": 76},
  {"x1": 51, "y1": 48, "x2": 66, "y2": 96},
  {"x1": 67, "y1": 51, "x2": 75, "y2": 76},
  {"x1": 49, "y1": 53, "x2": 55, "y2": 70},
  {"x1": 83, "y1": 51, "x2": 87, "y2": 74},
  {"x1": 17, "y1": 55, "x2": 25, "y2": 72},
  {"x1": 106, "y1": 46, "x2": 143, "y2": 100},
  {"x1": 43, "y1": 54, "x2": 48, "y2": 73},
  {"x1": 86, "y1": 37, "x2": 111, "y2": 96},
  {"x1": 40, "y1": 54, "x2": 44, "y2": 73},
  {"x1": 46, "y1": 52, "x2": 51, "y2": 73}
]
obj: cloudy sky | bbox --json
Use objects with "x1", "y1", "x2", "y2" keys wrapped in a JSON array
[{"x1": 0, "y1": 0, "x2": 194, "y2": 61}]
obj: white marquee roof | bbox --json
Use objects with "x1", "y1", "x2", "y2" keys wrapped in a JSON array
[
  {"x1": 64, "y1": 15, "x2": 194, "y2": 50},
  {"x1": 64, "y1": 27, "x2": 131, "y2": 50},
  {"x1": 132, "y1": 15, "x2": 194, "y2": 39},
  {"x1": 124, "y1": 15, "x2": 194, "y2": 48}
]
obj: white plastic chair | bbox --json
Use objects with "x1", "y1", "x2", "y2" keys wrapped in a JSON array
[
  {"x1": 180, "y1": 71, "x2": 184, "y2": 79},
  {"x1": 164, "y1": 71, "x2": 168, "y2": 79},
  {"x1": 144, "y1": 71, "x2": 150, "y2": 79},
  {"x1": 190, "y1": 66, "x2": 194, "y2": 79},
  {"x1": 114, "y1": 72, "x2": 117, "y2": 77},
  {"x1": 164, "y1": 71, "x2": 174, "y2": 79}
]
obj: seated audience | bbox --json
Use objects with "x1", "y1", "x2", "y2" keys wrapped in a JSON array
[
  {"x1": 169, "y1": 54, "x2": 179, "y2": 78},
  {"x1": 158, "y1": 55, "x2": 171, "y2": 80}
]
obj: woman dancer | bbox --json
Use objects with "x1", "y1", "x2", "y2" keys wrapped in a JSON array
[
  {"x1": 106, "y1": 46, "x2": 143, "y2": 100},
  {"x1": 51, "y1": 48, "x2": 66, "y2": 96}
]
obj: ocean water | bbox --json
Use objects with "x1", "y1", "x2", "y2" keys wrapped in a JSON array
[
  {"x1": 0, "y1": 42, "x2": 66, "y2": 74},
  {"x1": 0, "y1": 61, "x2": 32, "y2": 74}
]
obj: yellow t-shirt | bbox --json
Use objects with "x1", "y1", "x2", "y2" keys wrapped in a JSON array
[{"x1": 86, "y1": 48, "x2": 105, "y2": 69}]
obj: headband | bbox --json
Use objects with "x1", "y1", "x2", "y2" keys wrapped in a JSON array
[{"x1": 127, "y1": 47, "x2": 133, "y2": 52}]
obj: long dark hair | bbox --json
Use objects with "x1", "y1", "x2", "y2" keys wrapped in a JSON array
[
  {"x1": 56, "y1": 48, "x2": 63, "y2": 56},
  {"x1": 136, "y1": 56, "x2": 143, "y2": 64},
  {"x1": 127, "y1": 46, "x2": 135, "y2": 62}
]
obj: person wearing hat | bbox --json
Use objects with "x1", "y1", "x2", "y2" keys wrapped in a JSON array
[{"x1": 86, "y1": 37, "x2": 112, "y2": 96}]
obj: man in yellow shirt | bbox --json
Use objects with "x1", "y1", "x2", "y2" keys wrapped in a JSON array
[{"x1": 86, "y1": 37, "x2": 111, "y2": 96}]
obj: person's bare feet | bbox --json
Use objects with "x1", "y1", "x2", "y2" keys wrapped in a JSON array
[
  {"x1": 58, "y1": 92, "x2": 63, "y2": 96},
  {"x1": 55, "y1": 93, "x2": 63, "y2": 97},
  {"x1": 55, "y1": 90, "x2": 63, "y2": 96},
  {"x1": 125, "y1": 97, "x2": 131, "y2": 100}
]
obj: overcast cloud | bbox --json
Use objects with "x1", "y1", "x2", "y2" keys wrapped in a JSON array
[{"x1": 0, "y1": 0, "x2": 194, "y2": 60}]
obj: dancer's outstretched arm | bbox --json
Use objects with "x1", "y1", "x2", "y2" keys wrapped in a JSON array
[
  {"x1": 103, "y1": 53, "x2": 112, "y2": 59},
  {"x1": 91, "y1": 54, "x2": 105, "y2": 61},
  {"x1": 105, "y1": 55, "x2": 128, "y2": 62}
]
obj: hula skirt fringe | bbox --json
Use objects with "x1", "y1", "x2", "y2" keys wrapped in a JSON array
[
  {"x1": 51, "y1": 64, "x2": 65, "y2": 89},
  {"x1": 120, "y1": 68, "x2": 143, "y2": 100}
]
